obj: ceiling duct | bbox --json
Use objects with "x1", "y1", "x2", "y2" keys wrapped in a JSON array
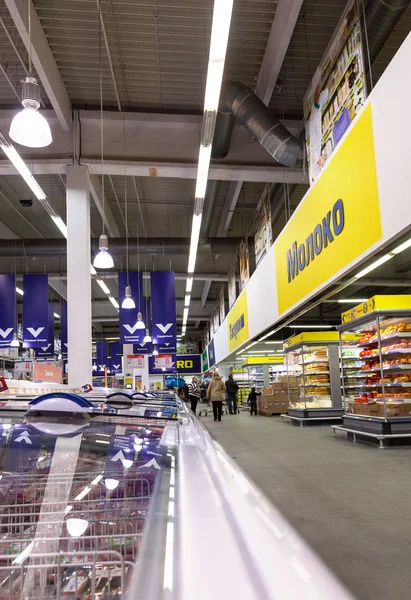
[
  {"x1": 211, "y1": 81, "x2": 304, "y2": 166},
  {"x1": 0, "y1": 237, "x2": 252, "y2": 258},
  {"x1": 364, "y1": 0, "x2": 411, "y2": 69}
]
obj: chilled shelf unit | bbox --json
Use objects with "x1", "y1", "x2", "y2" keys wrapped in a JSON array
[
  {"x1": 283, "y1": 332, "x2": 345, "y2": 422},
  {"x1": 338, "y1": 295, "x2": 411, "y2": 442}
]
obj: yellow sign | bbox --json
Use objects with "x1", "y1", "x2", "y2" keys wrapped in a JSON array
[
  {"x1": 227, "y1": 290, "x2": 249, "y2": 352},
  {"x1": 155, "y1": 381, "x2": 162, "y2": 390},
  {"x1": 275, "y1": 104, "x2": 382, "y2": 314},
  {"x1": 341, "y1": 295, "x2": 411, "y2": 323},
  {"x1": 284, "y1": 331, "x2": 360, "y2": 349},
  {"x1": 243, "y1": 356, "x2": 284, "y2": 365}
]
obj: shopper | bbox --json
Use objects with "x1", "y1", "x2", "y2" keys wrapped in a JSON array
[
  {"x1": 225, "y1": 373, "x2": 239, "y2": 414},
  {"x1": 206, "y1": 371, "x2": 226, "y2": 422},
  {"x1": 183, "y1": 381, "x2": 189, "y2": 402},
  {"x1": 248, "y1": 387, "x2": 261, "y2": 416},
  {"x1": 188, "y1": 377, "x2": 200, "y2": 414}
]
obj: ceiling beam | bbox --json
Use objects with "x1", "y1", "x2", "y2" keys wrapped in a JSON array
[
  {"x1": 216, "y1": 181, "x2": 243, "y2": 237},
  {"x1": 0, "y1": 220, "x2": 18, "y2": 239},
  {"x1": 0, "y1": 157, "x2": 307, "y2": 184},
  {"x1": 4, "y1": 0, "x2": 72, "y2": 130},
  {"x1": 201, "y1": 281, "x2": 212, "y2": 308},
  {"x1": 89, "y1": 173, "x2": 121, "y2": 238},
  {"x1": 255, "y1": 0, "x2": 304, "y2": 105},
  {"x1": 46, "y1": 272, "x2": 232, "y2": 282}
]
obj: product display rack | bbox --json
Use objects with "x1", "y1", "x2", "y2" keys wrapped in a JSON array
[
  {"x1": 336, "y1": 295, "x2": 411, "y2": 446},
  {"x1": 283, "y1": 332, "x2": 345, "y2": 424}
]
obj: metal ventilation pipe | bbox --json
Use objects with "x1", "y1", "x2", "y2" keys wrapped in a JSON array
[
  {"x1": 364, "y1": 0, "x2": 411, "y2": 67},
  {"x1": 212, "y1": 81, "x2": 304, "y2": 166}
]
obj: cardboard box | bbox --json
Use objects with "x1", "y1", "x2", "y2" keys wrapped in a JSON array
[
  {"x1": 264, "y1": 385, "x2": 275, "y2": 395},
  {"x1": 271, "y1": 383, "x2": 282, "y2": 392}
]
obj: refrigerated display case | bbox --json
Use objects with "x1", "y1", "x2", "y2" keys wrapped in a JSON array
[
  {"x1": 283, "y1": 332, "x2": 344, "y2": 422},
  {"x1": 0, "y1": 390, "x2": 353, "y2": 599},
  {"x1": 337, "y1": 295, "x2": 411, "y2": 445}
]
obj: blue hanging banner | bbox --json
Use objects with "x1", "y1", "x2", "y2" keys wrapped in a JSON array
[
  {"x1": 149, "y1": 354, "x2": 202, "y2": 374},
  {"x1": 23, "y1": 274, "x2": 48, "y2": 347},
  {"x1": 119, "y1": 272, "x2": 145, "y2": 345},
  {"x1": 151, "y1": 272, "x2": 177, "y2": 353},
  {"x1": 60, "y1": 304, "x2": 68, "y2": 358},
  {"x1": 36, "y1": 305, "x2": 55, "y2": 359},
  {"x1": 208, "y1": 339, "x2": 216, "y2": 368},
  {"x1": 109, "y1": 342, "x2": 122, "y2": 374},
  {"x1": 96, "y1": 341, "x2": 108, "y2": 371},
  {"x1": 133, "y1": 341, "x2": 152, "y2": 355},
  {"x1": 0, "y1": 274, "x2": 15, "y2": 347}
]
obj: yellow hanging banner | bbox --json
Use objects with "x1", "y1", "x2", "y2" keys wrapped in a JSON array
[
  {"x1": 275, "y1": 104, "x2": 382, "y2": 314},
  {"x1": 227, "y1": 290, "x2": 249, "y2": 352}
]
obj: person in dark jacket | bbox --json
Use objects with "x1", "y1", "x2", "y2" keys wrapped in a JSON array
[
  {"x1": 188, "y1": 377, "x2": 200, "y2": 414},
  {"x1": 225, "y1": 374, "x2": 239, "y2": 415},
  {"x1": 248, "y1": 387, "x2": 261, "y2": 416}
]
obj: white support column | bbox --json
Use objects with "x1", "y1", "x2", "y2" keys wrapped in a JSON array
[{"x1": 66, "y1": 166, "x2": 92, "y2": 386}]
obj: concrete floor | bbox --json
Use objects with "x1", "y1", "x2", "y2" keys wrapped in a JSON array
[{"x1": 205, "y1": 412, "x2": 411, "y2": 600}]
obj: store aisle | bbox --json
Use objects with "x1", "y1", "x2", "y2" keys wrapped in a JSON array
[{"x1": 205, "y1": 413, "x2": 411, "y2": 600}]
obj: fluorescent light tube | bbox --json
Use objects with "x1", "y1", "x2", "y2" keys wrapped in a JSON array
[
  {"x1": 183, "y1": 307, "x2": 189, "y2": 325},
  {"x1": 186, "y1": 277, "x2": 193, "y2": 293},
  {"x1": 208, "y1": 0, "x2": 234, "y2": 62},
  {"x1": 51, "y1": 215, "x2": 68, "y2": 238},
  {"x1": 337, "y1": 299, "x2": 368, "y2": 303},
  {"x1": 204, "y1": 0, "x2": 234, "y2": 110},
  {"x1": 290, "y1": 325, "x2": 333, "y2": 329},
  {"x1": 354, "y1": 254, "x2": 394, "y2": 279},
  {"x1": 15, "y1": 287, "x2": 23, "y2": 296},
  {"x1": 195, "y1": 145, "x2": 212, "y2": 199},
  {"x1": 392, "y1": 238, "x2": 411, "y2": 254},
  {"x1": 188, "y1": 213, "x2": 202, "y2": 273},
  {"x1": 0, "y1": 143, "x2": 46, "y2": 200},
  {"x1": 109, "y1": 296, "x2": 119, "y2": 309},
  {"x1": 54, "y1": 313, "x2": 60, "y2": 319},
  {"x1": 90, "y1": 264, "x2": 97, "y2": 275},
  {"x1": 184, "y1": 294, "x2": 190, "y2": 307},
  {"x1": 97, "y1": 279, "x2": 110, "y2": 294},
  {"x1": 264, "y1": 341, "x2": 282, "y2": 344}
]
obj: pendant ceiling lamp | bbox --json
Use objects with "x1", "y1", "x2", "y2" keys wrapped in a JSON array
[
  {"x1": 9, "y1": 3, "x2": 51, "y2": 148},
  {"x1": 120, "y1": 79, "x2": 135, "y2": 309},
  {"x1": 152, "y1": 346, "x2": 158, "y2": 356},
  {"x1": 135, "y1": 222, "x2": 145, "y2": 329},
  {"x1": 10, "y1": 333, "x2": 19, "y2": 347},
  {"x1": 9, "y1": 2, "x2": 51, "y2": 148},
  {"x1": 93, "y1": 4, "x2": 114, "y2": 270},
  {"x1": 143, "y1": 257, "x2": 151, "y2": 341}
]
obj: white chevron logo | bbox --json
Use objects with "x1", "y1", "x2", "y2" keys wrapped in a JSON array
[
  {"x1": 15, "y1": 431, "x2": 32, "y2": 444},
  {"x1": 164, "y1": 343, "x2": 170, "y2": 347},
  {"x1": 98, "y1": 364, "x2": 106, "y2": 371},
  {"x1": 113, "y1": 364, "x2": 120, "y2": 370},
  {"x1": 27, "y1": 327, "x2": 45, "y2": 338},
  {"x1": 139, "y1": 342, "x2": 146, "y2": 348},
  {"x1": 140, "y1": 458, "x2": 161, "y2": 470},
  {"x1": 0, "y1": 328, "x2": 13, "y2": 339},
  {"x1": 156, "y1": 323, "x2": 173, "y2": 334},
  {"x1": 111, "y1": 450, "x2": 133, "y2": 468},
  {"x1": 40, "y1": 344, "x2": 51, "y2": 352},
  {"x1": 123, "y1": 324, "x2": 139, "y2": 334}
]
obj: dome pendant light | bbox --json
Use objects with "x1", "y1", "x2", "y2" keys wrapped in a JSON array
[
  {"x1": 143, "y1": 328, "x2": 152, "y2": 343},
  {"x1": 93, "y1": 234, "x2": 114, "y2": 269},
  {"x1": 136, "y1": 311, "x2": 145, "y2": 329},
  {"x1": 152, "y1": 345, "x2": 158, "y2": 356},
  {"x1": 121, "y1": 285, "x2": 135, "y2": 309},
  {"x1": 10, "y1": 333, "x2": 20, "y2": 348},
  {"x1": 10, "y1": 77, "x2": 52, "y2": 148}
]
